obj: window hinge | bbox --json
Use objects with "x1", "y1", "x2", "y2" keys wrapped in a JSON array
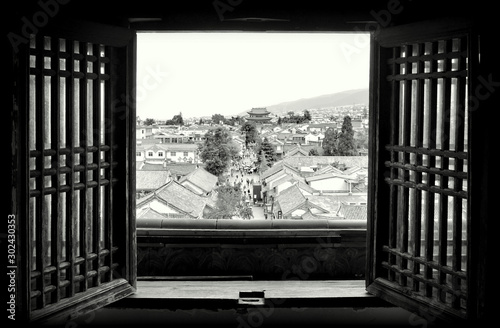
[{"x1": 238, "y1": 291, "x2": 265, "y2": 306}]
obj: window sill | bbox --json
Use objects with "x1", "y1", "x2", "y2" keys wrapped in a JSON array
[
  {"x1": 111, "y1": 280, "x2": 392, "y2": 309},
  {"x1": 137, "y1": 218, "x2": 366, "y2": 238}
]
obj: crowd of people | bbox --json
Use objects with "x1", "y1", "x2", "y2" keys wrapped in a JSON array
[{"x1": 224, "y1": 148, "x2": 261, "y2": 205}]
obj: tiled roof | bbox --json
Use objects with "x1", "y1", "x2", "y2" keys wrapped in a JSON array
[
  {"x1": 164, "y1": 163, "x2": 197, "y2": 176},
  {"x1": 296, "y1": 181, "x2": 318, "y2": 194},
  {"x1": 305, "y1": 172, "x2": 353, "y2": 182},
  {"x1": 261, "y1": 161, "x2": 299, "y2": 180},
  {"x1": 269, "y1": 173, "x2": 302, "y2": 190},
  {"x1": 300, "y1": 210, "x2": 316, "y2": 220},
  {"x1": 137, "y1": 207, "x2": 169, "y2": 220},
  {"x1": 336, "y1": 204, "x2": 367, "y2": 220},
  {"x1": 160, "y1": 143, "x2": 198, "y2": 151},
  {"x1": 283, "y1": 156, "x2": 368, "y2": 169},
  {"x1": 313, "y1": 164, "x2": 345, "y2": 176},
  {"x1": 153, "y1": 132, "x2": 179, "y2": 138},
  {"x1": 137, "y1": 180, "x2": 208, "y2": 218},
  {"x1": 343, "y1": 165, "x2": 365, "y2": 175},
  {"x1": 136, "y1": 171, "x2": 170, "y2": 190},
  {"x1": 248, "y1": 107, "x2": 270, "y2": 114},
  {"x1": 140, "y1": 143, "x2": 198, "y2": 152},
  {"x1": 136, "y1": 138, "x2": 162, "y2": 145},
  {"x1": 274, "y1": 184, "x2": 329, "y2": 216},
  {"x1": 307, "y1": 123, "x2": 337, "y2": 128},
  {"x1": 275, "y1": 184, "x2": 307, "y2": 215},
  {"x1": 138, "y1": 162, "x2": 168, "y2": 171},
  {"x1": 284, "y1": 146, "x2": 309, "y2": 157},
  {"x1": 307, "y1": 194, "x2": 367, "y2": 213},
  {"x1": 179, "y1": 167, "x2": 218, "y2": 194}
]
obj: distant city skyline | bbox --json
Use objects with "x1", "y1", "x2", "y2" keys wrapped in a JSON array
[{"x1": 136, "y1": 32, "x2": 370, "y2": 120}]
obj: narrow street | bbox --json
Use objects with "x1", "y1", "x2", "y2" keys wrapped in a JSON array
[
  {"x1": 224, "y1": 146, "x2": 266, "y2": 220},
  {"x1": 250, "y1": 204, "x2": 266, "y2": 220}
]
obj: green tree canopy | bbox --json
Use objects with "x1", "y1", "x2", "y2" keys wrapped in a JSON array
[
  {"x1": 322, "y1": 127, "x2": 340, "y2": 156},
  {"x1": 206, "y1": 183, "x2": 253, "y2": 220},
  {"x1": 354, "y1": 128, "x2": 369, "y2": 149},
  {"x1": 337, "y1": 116, "x2": 358, "y2": 155},
  {"x1": 259, "y1": 150, "x2": 269, "y2": 172},
  {"x1": 211, "y1": 113, "x2": 226, "y2": 125},
  {"x1": 303, "y1": 110, "x2": 311, "y2": 121},
  {"x1": 241, "y1": 121, "x2": 257, "y2": 147},
  {"x1": 308, "y1": 148, "x2": 320, "y2": 156},
  {"x1": 143, "y1": 118, "x2": 156, "y2": 126},
  {"x1": 172, "y1": 112, "x2": 184, "y2": 125},
  {"x1": 198, "y1": 127, "x2": 232, "y2": 176},
  {"x1": 279, "y1": 110, "x2": 311, "y2": 124},
  {"x1": 165, "y1": 112, "x2": 184, "y2": 125},
  {"x1": 257, "y1": 137, "x2": 276, "y2": 168}
]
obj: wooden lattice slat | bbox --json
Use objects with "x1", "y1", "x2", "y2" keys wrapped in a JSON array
[
  {"x1": 27, "y1": 34, "x2": 119, "y2": 312},
  {"x1": 382, "y1": 36, "x2": 469, "y2": 313}
]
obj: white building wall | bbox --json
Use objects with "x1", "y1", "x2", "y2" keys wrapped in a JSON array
[
  {"x1": 276, "y1": 181, "x2": 294, "y2": 194},
  {"x1": 136, "y1": 151, "x2": 145, "y2": 161},
  {"x1": 309, "y1": 177, "x2": 348, "y2": 192},
  {"x1": 166, "y1": 150, "x2": 196, "y2": 163},
  {"x1": 137, "y1": 199, "x2": 180, "y2": 215}
]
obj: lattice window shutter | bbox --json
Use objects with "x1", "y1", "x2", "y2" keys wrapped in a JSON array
[
  {"x1": 366, "y1": 19, "x2": 479, "y2": 323},
  {"x1": 13, "y1": 19, "x2": 137, "y2": 324}
]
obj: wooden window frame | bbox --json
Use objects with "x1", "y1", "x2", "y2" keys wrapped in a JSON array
[
  {"x1": 366, "y1": 18, "x2": 493, "y2": 324},
  {"x1": 9, "y1": 15, "x2": 494, "y2": 326},
  {"x1": 11, "y1": 19, "x2": 137, "y2": 324}
]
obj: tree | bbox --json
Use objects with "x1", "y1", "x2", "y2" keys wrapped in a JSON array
[
  {"x1": 354, "y1": 128, "x2": 369, "y2": 150},
  {"x1": 277, "y1": 116, "x2": 282, "y2": 125},
  {"x1": 303, "y1": 110, "x2": 311, "y2": 121},
  {"x1": 362, "y1": 106, "x2": 368, "y2": 119},
  {"x1": 337, "y1": 116, "x2": 358, "y2": 155},
  {"x1": 226, "y1": 140, "x2": 241, "y2": 161},
  {"x1": 241, "y1": 121, "x2": 257, "y2": 148},
  {"x1": 259, "y1": 150, "x2": 269, "y2": 172},
  {"x1": 226, "y1": 116, "x2": 243, "y2": 126},
  {"x1": 165, "y1": 112, "x2": 183, "y2": 126},
  {"x1": 198, "y1": 127, "x2": 232, "y2": 176},
  {"x1": 143, "y1": 118, "x2": 156, "y2": 126},
  {"x1": 257, "y1": 137, "x2": 276, "y2": 168},
  {"x1": 322, "y1": 127, "x2": 340, "y2": 156},
  {"x1": 206, "y1": 183, "x2": 251, "y2": 219},
  {"x1": 308, "y1": 148, "x2": 319, "y2": 156},
  {"x1": 172, "y1": 112, "x2": 184, "y2": 125},
  {"x1": 211, "y1": 113, "x2": 226, "y2": 125},
  {"x1": 238, "y1": 205, "x2": 254, "y2": 220}
]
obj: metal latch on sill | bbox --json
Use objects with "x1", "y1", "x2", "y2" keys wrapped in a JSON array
[{"x1": 238, "y1": 291, "x2": 265, "y2": 306}]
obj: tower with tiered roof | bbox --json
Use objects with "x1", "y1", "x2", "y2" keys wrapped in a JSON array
[{"x1": 246, "y1": 107, "x2": 272, "y2": 124}]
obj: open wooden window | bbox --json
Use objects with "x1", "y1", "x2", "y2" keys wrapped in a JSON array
[
  {"x1": 10, "y1": 12, "x2": 493, "y2": 326},
  {"x1": 367, "y1": 19, "x2": 481, "y2": 323},
  {"x1": 12, "y1": 19, "x2": 137, "y2": 324}
]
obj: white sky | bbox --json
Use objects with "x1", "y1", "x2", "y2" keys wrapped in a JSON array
[{"x1": 136, "y1": 32, "x2": 370, "y2": 120}]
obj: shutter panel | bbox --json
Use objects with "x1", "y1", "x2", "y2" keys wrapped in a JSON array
[
  {"x1": 13, "y1": 19, "x2": 136, "y2": 324},
  {"x1": 366, "y1": 19, "x2": 478, "y2": 323}
]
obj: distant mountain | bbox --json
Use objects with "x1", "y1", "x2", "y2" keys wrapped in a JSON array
[{"x1": 240, "y1": 88, "x2": 368, "y2": 117}]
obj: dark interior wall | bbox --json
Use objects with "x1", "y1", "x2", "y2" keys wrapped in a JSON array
[
  {"x1": 6, "y1": 0, "x2": 487, "y2": 35},
  {"x1": 60, "y1": 306, "x2": 423, "y2": 328},
  {"x1": 6, "y1": 0, "x2": 498, "y2": 326}
]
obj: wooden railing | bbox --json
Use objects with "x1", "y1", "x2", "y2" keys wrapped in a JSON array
[{"x1": 136, "y1": 218, "x2": 367, "y2": 280}]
